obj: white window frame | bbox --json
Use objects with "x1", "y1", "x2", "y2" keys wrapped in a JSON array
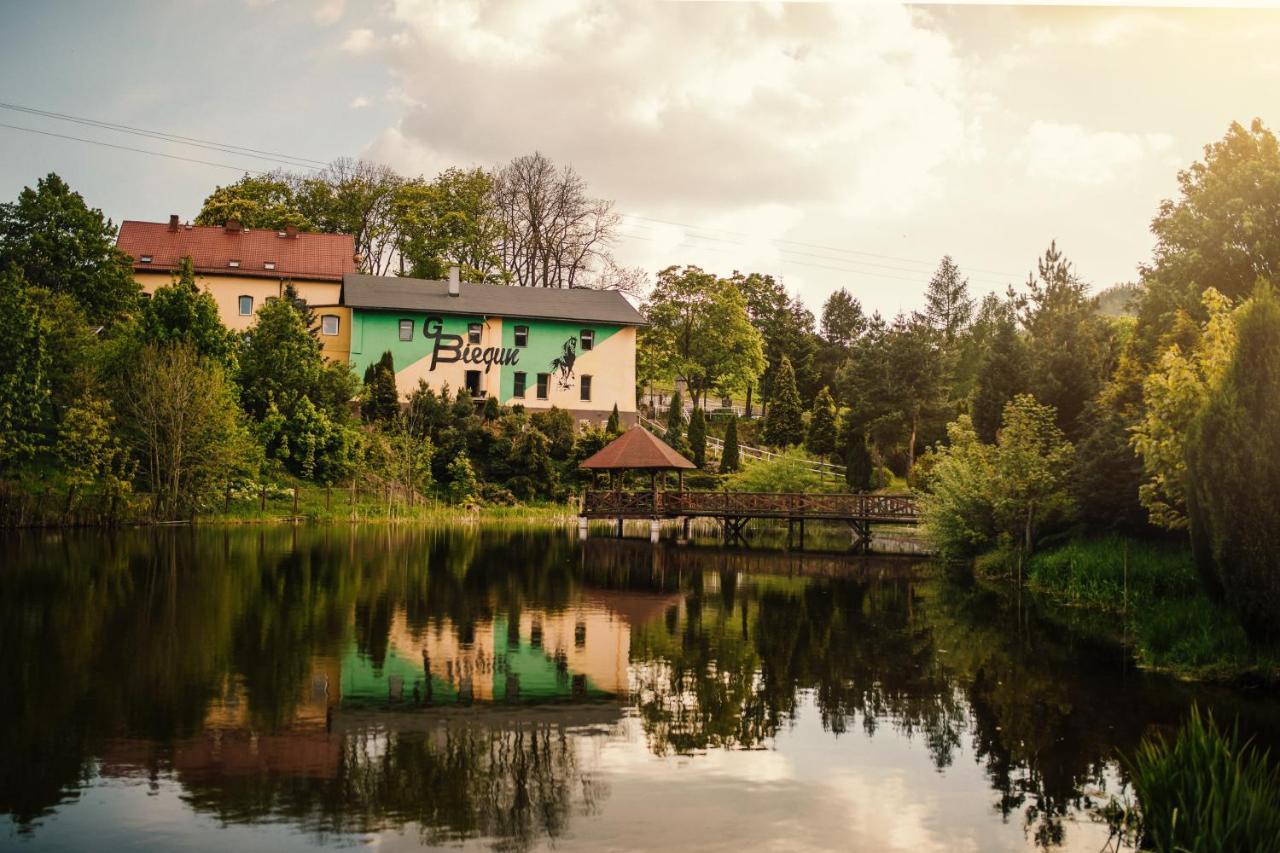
[
  {"x1": 321, "y1": 314, "x2": 340, "y2": 336},
  {"x1": 399, "y1": 319, "x2": 414, "y2": 341},
  {"x1": 238, "y1": 295, "x2": 254, "y2": 316},
  {"x1": 536, "y1": 373, "x2": 549, "y2": 400},
  {"x1": 580, "y1": 329, "x2": 594, "y2": 351},
  {"x1": 468, "y1": 322, "x2": 482, "y2": 344},
  {"x1": 514, "y1": 325, "x2": 529, "y2": 347}
]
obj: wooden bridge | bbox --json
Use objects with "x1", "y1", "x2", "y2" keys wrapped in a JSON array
[{"x1": 579, "y1": 490, "x2": 920, "y2": 550}]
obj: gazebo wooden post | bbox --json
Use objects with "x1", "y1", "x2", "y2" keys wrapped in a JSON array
[{"x1": 678, "y1": 470, "x2": 684, "y2": 493}]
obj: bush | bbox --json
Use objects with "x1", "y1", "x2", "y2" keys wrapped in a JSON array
[
  {"x1": 1128, "y1": 706, "x2": 1280, "y2": 853},
  {"x1": 726, "y1": 448, "x2": 831, "y2": 494}
]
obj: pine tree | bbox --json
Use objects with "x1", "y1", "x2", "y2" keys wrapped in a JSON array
[
  {"x1": 687, "y1": 407, "x2": 707, "y2": 467},
  {"x1": 719, "y1": 416, "x2": 740, "y2": 473},
  {"x1": 665, "y1": 390, "x2": 686, "y2": 452},
  {"x1": 924, "y1": 255, "x2": 975, "y2": 342},
  {"x1": 805, "y1": 386, "x2": 837, "y2": 456},
  {"x1": 845, "y1": 429, "x2": 873, "y2": 491},
  {"x1": 606, "y1": 403, "x2": 621, "y2": 436},
  {"x1": 972, "y1": 320, "x2": 1029, "y2": 443},
  {"x1": 361, "y1": 351, "x2": 400, "y2": 423},
  {"x1": 762, "y1": 356, "x2": 804, "y2": 447}
]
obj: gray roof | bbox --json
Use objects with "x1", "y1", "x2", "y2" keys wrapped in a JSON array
[{"x1": 342, "y1": 274, "x2": 645, "y2": 326}]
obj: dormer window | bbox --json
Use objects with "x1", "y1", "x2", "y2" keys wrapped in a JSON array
[
  {"x1": 139, "y1": 254, "x2": 153, "y2": 264},
  {"x1": 228, "y1": 259, "x2": 241, "y2": 269},
  {"x1": 264, "y1": 261, "x2": 276, "y2": 271}
]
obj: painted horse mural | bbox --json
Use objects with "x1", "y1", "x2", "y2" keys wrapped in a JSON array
[{"x1": 550, "y1": 337, "x2": 577, "y2": 389}]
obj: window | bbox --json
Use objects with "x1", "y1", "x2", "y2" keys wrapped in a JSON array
[
  {"x1": 139, "y1": 254, "x2": 153, "y2": 264},
  {"x1": 398, "y1": 319, "x2": 414, "y2": 341},
  {"x1": 580, "y1": 375, "x2": 592, "y2": 401},
  {"x1": 321, "y1": 315, "x2": 340, "y2": 336},
  {"x1": 228, "y1": 259, "x2": 241, "y2": 268},
  {"x1": 580, "y1": 329, "x2": 594, "y2": 351},
  {"x1": 513, "y1": 372, "x2": 527, "y2": 398},
  {"x1": 238, "y1": 295, "x2": 253, "y2": 316},
  {"x1": 468, "y1": 322, "x2": 482, "y2": 344},
  {"x1": 465, "y1": 370, "x2": 482, "y2": 397},
  {"x1": 514, "y1": 325, "x2": 529, "y2": 347},
  {"x1": 536, "y1": 373, "x2": 549, "y2": 400},
  {"x1": 264, "y1": 261, "x2": 276, "y2": 271}
]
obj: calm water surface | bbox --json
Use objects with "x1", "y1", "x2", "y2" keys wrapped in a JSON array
[{"x1": 2, "y1": 526, "x2": 1277, "y2": 852}]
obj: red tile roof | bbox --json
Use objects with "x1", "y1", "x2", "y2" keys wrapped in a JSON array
[
  {"x1": 579, "y1": 427, "x2": 696, "y2": 471},
  {"x1": 116, "y1": 220, "x2": 358, "y2": 282}
]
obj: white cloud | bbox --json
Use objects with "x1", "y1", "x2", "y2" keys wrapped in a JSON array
[
  {"x1": 350, "y1": 95, "x2": 371, "y2": 109},
  {"x1": 314, "y1": 0, "x2": 346, "y2": 26},
  {"x1": 1021, "y1": 121, "x2": 1174, "y2": 185},
  {"x1": 362, "y1": 0, "x2": 981, "y2": 221},
  {"x1": 340, "y1": 27, "x2": 377, "y2": 55}
]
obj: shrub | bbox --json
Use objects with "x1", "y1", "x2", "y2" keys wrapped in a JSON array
[
  {"x1": 1128, "y1": 706, "x2": 1280, "y2": 853},
  {"x1": 719, "y1": 417, "x2": 740, "y2": 473},
  {"x1": 687, "y1": 407, "x2": 706, "y2": 467},
  {"x1": 726, "y1": 448, "x2": 830, "y2": 494}
]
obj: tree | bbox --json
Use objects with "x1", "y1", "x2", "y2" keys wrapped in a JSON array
[
  {"x1": 971, "y1": 319, "x2": 1028, "y2": 443},
  {"x1": 639, "y1": 266, "x2": 765, "y2": 408},
  {"x1": 0, "y1": 173, "x2": 139, "y2": 325},
  {"x1": 687, "y1": 407, "x2": 707, "y2": 468},
  {"x1": 361, "y1": 351, "x2": 400, "y2": 423},
  {"x1": 606, "y1": 404, "x2": 621, "y2": 436},
  {"x1": 195, "y1": 172, "x2": 313, "y2": 231},
  {"x1": 0, "y1": 267, "x2": 51, "y2": 467},
  {"x1": 991, "y1": 395, "x2": 1076, "y2": 560},
  {"x1": 734, "y1": 272, "x2": 819, "y2": 411},
  {"x1": 1132, "y1": 288, "x2": 1237, "y2": 530},
  {"x1": 295, "y1": 158, "x2": 405, "y2": 275},
  {"x1": 923, "y1": 256, "x2": 974, "y2": 342},
  {"x1": 842, "y1": 420, "x2": 873, "y2": 492},
  {"x1": 1186, "y1": 284, "x2": 1280, "y2": 641},
  {"x1": 1137, "y1": 119, "x2": 1280, "y2": 355},
  {"x1": 492, "y1": 152, "x2": 619, "y2": 288},
  {"x1": 664, "y1": 390, "x2": 686, "y2": 453},
  {"x1": 820, "y1": 288, "x2": 866, "y2": 348},
  {"x1": 763, "y1": 356, "x2": 804, "y2": 448},
  {"x1": 119, "y1": 343, "x2": 254, "y2": 519},
  {"x1": 883, "y1": 316, "x2": 948, "y2": 470},
  {"x1": 918, "y1": 416, "x2": 996, "y2": 556},
  {"x1": 396, "y1": 167, "x2": 505, "y2": 282},
  {"x1": 138, "y1": 257, "x2": 238, "y2": 370},
  {"x1": 446, "y1": 454, "x2": 479, "y2": 505},
  {"x1": 55, "y1": 390, "x2": 132, "y2": 502},
  {"x1": 806, "y1": 387, "x2": 837, "y2": 457},
  {"x1": 719, "y1": 417, "x2": 740, "y2": 474}
]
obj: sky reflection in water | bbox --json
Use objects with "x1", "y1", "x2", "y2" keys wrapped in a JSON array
[{"x1": 1, "y1": 526, "x2": 1275, "y2": 851}]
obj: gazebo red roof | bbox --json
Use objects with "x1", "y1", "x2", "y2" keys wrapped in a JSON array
[{"x1": 579, "y1": 427, "x2": 696, "y2": 471}]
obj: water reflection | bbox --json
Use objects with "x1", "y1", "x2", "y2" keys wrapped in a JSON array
[{"x1": 1, "y1": 527, "x2": 1276, "y2": 851}]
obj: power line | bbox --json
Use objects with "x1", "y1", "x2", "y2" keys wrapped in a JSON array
[
  {"x1": 0, "y1": 101, "x2": 327, "y2": 170},
  {"x1": 0, "y1": 122, "x2": 275, "y2": 174}
]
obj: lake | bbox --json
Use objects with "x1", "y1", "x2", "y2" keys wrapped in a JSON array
[{"x1": 2, "y1": 525, "x2": 1276, "y2": 851}]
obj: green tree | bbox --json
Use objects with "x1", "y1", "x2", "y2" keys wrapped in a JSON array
[
  {"x1": 991, "y1": 395, "x2": 1076, "y2": 560},
  {"x1": 138, "y1": 257, "x2": 238, "y2": 369},
  {"x1": 446, "y1": 454, "x2": 479, "y2": 506},
  {"x1": 639, "y1": 266, "x2": 765, "y2": 409},
  {"x1": 762, "y1": 356, "x2": 804, "y2": 448},
  {"x1": 119, "y1": 343, "x2": 254, "y2": 518},
  {"x1": 1132, "y1": 288, "x2": 1238, "y2": 530},
  {"x1": 919, "y1": 416, "x2": 996, "y2": 557},
  {"x1": 971, "y1": 319, "x2": 1028, "y2": 443},
  {"x1": 1186, "y1": 284, "x2": 1280, "y2": 641},
  {"x1": 806, "y1": 386, "x2": 838, "y2": 457},
  {"x1": 687, "y1": 407, "x2": 707, "y2": 468},
  {"x1": 820, "y1": 288, "x2": 866, "y2": 348},
  {"x1": 719, "y1": 417, "x2": 740, "y2": 474},
  {"x1": 195, "y1": 172, "x2": 313, "y2": 230},
  {"x1": 396, "y1": 167, "x2": 505, "y2": 282},
  {"x1": 923, "y1": 256, "x2": 974, "y2": 343},
  {"x1": 843, "y1": 422, "x2": 873, "y2": 492},
  {"x1": 1137, "y1": 119, "x2": 1280, "y2": 355},
  {"x1": 0, "y1": 173, "x2": 139, "y2": 325},
  {"x1": 664, "y1": 391, "x2": 686, "y2": 453},
  {"x1": 0, "y1": 267, "x2": 50, "y2": 467},
  {"x1": 606, "y1": 403, "x2": 621, "y2": 436},
  {"x1": 55, "y1": 390, "x2": 132, "y2": 502},
  {"x1": 884, "y1": 316, "x2": 948, "y2": 469},
  {"x1": 361, "y1": 351, "x2": 400, "y2": 423}
]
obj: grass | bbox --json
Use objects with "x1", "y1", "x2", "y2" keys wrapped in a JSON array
[
  {"x1": 974, "y1": 534, "x2": 1280, "y2": 682},
  {"x1": 1127, "y1": 706, "x2": 1280, "y2": 853}
]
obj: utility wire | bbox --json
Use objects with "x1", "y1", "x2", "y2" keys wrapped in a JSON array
[{"x1": 0, "y1": 122, "x2": 275, "y2": 174}]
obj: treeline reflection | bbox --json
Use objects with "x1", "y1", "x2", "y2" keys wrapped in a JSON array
[{"x1": 1, "y1": 528, "x2": 1275, "y2": 849}]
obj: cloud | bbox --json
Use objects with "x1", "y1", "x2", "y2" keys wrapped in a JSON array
[
  {"x1": 361, "y1": 0, "x2": 981, "y2": 221},
  {"x1": 350, "y1": 95, "x2": 371, "y2": 109},
  {"x1": 340, "y1": 27, "x2": 377, "y2": 55},
  {"x1": 1021, "y1": 121, "x2": 1174, "y2": 185},
  {"x1": 314, "y1": 0, "x2": 346, "y2": 26}
]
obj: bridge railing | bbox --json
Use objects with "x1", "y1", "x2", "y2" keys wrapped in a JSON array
[{"x1": 582, "y1": 490, "x2": 919, "y2": 522}]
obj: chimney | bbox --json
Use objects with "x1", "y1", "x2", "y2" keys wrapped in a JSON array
[
  {"x1": 224, "y1": 218, "x2": 242, "y2": 233},
  {"x1": 168, "y1": 214, "x2": 179, "y2": 232},
  {"x1": 448, "y1": 265, "x2": 460, "y2": 297},
  {"x1": 285, "y1": 225, "x2": 298, "y2": 239}
]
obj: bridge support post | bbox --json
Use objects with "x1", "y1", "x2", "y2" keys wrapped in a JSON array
[
  {"x1": 848, "y1": 519, "x2": 871, "y2": 553},
  {"x1": 578, "y1": 516, "x2": 588, "y2": 541},
  {"x1": 616, "y1": 517, "x2": 624, "y2": 537},
  {"x1": 650, "y1": 519, "x2": 661, "y2": 543}
]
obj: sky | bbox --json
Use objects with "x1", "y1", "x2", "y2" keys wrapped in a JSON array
[{"x1": 2, "y1": 1, "x2": 1279, "y2": 319}]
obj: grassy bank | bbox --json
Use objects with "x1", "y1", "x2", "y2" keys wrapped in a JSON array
[{"x1": 975, "y1": 535, "x2": 1280, "y2": 683}]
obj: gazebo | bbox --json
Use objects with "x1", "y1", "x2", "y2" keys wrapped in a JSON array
[{"x1": 579, "y1": 426, "x2": 696, "y2": 491}]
